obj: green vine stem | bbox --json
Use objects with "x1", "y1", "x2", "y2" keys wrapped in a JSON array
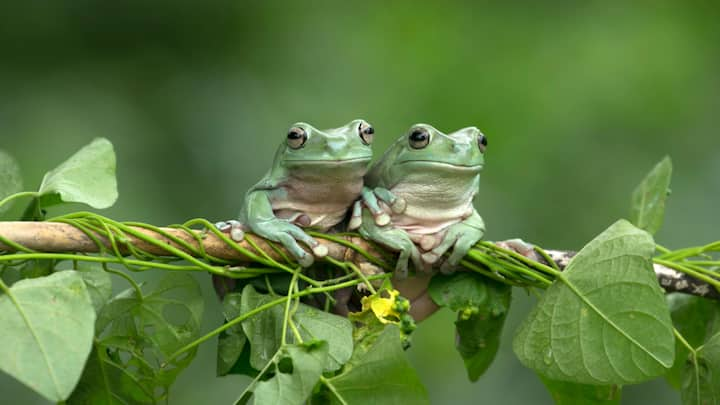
[{"x1": 0, "y1": 213, "x2": 718, "y2": 300}]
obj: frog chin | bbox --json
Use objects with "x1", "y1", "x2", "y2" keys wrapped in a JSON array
[{"x1": 284, "y1": 156, "x2": 372, "y2": 167}]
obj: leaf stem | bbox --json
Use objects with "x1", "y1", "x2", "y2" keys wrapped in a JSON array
[{"x1": 0, "y1": 191, "x2": 38, "y2": 209}]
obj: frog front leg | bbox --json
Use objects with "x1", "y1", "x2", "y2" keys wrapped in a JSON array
[
  {"x1": 358, "y1": 208, "x2": 422, "y2": 279},
  {"x1": 424, "y1": 210, "x2": 485, "y2": 274},
  {"x1": 242, "y1": 190, "x2": 328, "y2": 267},
  {"x1": 348, "y1": 186, "x2": 406, "y2": 230}
]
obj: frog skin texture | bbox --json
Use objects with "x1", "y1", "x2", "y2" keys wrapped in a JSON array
[
  {"x1": 223, "y1": 119, "x2": 374, "y2": 264},
  {"x1": 213, "y1": 120, "x2": 374, "y2": 298},
  {"x1": 353, "y1": 124, "x2": 488, "y2": 279}
]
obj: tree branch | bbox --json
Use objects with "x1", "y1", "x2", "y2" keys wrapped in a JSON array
[{"x1": 0, "y1": 221, "x2": 716, "y2": 300}]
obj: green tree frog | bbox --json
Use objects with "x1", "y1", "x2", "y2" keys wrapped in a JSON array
[
  {"x1": 351, "y1": 124, "x2": 487, "y2": 278},
  {"x1": 217, "y1": 119, "x2": 375, "y2": 267}
]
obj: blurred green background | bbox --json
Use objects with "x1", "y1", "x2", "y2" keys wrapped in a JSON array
[{"x1": 1, "y1": 1, "x2": 718, "y2": 404}]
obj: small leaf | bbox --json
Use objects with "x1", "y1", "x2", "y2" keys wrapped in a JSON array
[
  {"x1": 217, "y1": 292, "x2": 248, "y2": 376},
  {"x1": 429, "y1": 272, "x2": 488, "y2": 312},
  {"x1": 294, "y1": 303, "x2": 353, "y2": 372},
  {"x1": 513, "y1": 220, "x2": 675, "y2": 385},
  {"x1": 0, "y1": 271, "x2": 95, "y2": 402},
  {"x1": 254, "y1": 341, "x2": 329, "y2": 405},
  {"x1": 324, "y1": 325, "x2": 429, "y2": 405},
  {"x1": 69, "y1": 273, "x2": 203, "y2": 404},
  {"x1": 38, "y1": 138, "x2": 118, "y2": 209},
  {"x1": 539, "y1": 375, "x2": 621, "y2": 404},
  {"x1": 630, "y1": 156, "x2": 672, "y2": 235},
  {"x1": 455, "y1": 280, "x2": 511, "y2": 381},
  {"x1": 240, "y1": 285, "x2": 284, "y2": 370},
  {"x1": 19, "y1": 259, "x2": 55, "y2": 280},
  {"x1": 665, "y1": 294, "x2": 720, "y2": 389},
  {"x1": 681, "y1": 332, "x2": 720, "y2": 405},
  {"x1": 0, "y1": 149, "x2": 23, "y2": 214}
]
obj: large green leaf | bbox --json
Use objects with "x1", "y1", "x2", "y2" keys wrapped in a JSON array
[
  {"x1": 665, "y1": 294, "x2": 720, "y2": 389},
  {"x1": 0, "y1": 271, "x2": 95, "y2": 402},
  {"x1": 240, "y1": 285, "x2": 285, "y2": 370},
  {"x1": 324, "y1": 325, "x2": 429, "y2": 405},
  {"x1": 38, "y1": 137, "x2": 118, "y2": 209},
  {"x1": 253, "y1": 341, "x2": 329, "y2": 405},
  {"x1": 513, "y1": 220, "x2": 675, "y2": 385},
  {"x1": 294, "y1": 303, "x2": 353, "y2": 372},
  {"x1": 455, "y1": 280, "x2": 512, "y2": 381},
  {"x1": 630, "y1": 156, "x2": 672, "y2": 235},
  {"x1": 69, "y1": 273, "x2": 203, "y2": 404},
  {"x1": 682, "y1": 332, "x2": 720, "y2": 405},
  {"x1": 0, "y1": 149, "x2": 23, "y2": 214},
  {"x1": 540, "y1": 375, "x2": 621, "y2": 404}
]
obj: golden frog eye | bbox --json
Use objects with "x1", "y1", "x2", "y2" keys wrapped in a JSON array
[
  {"x1": 477, "y1": 133, "x2": 488, "y2": 153},
  {"x1": 286, "y1": 127, "x2": 307, "y2": 149},
  {"x1": 358, "y1": 121, "x2": 374, "y2": 145},
  {"x1": 408, "y1": 127, "x2": 430, "y2": 149}
]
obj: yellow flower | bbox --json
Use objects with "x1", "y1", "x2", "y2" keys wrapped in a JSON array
[{"x1": 359, "y1": 289, "x2": 402, "y2": 324}]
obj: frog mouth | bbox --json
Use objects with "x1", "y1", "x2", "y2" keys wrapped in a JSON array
[
  {"x1": 400, "y1": 161, "x2": 483, "y2": 171},
  {"x1": 284, "y1": 157, "x2": 372, "y2": 165}
]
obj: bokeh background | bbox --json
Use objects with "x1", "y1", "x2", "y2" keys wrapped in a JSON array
[{"x1": 1, "y1": 1, "x2": 719, "y2": 404}]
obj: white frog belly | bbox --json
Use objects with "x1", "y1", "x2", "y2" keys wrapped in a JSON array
[
  {"x1": 388, "y1": 179, "x2": 476, "y2": 236},
  {"x1": 271, "y1": 171, "x2": 364, "y2": 231}
]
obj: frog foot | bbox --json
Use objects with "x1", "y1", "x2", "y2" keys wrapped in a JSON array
[
  {"x1": 349, "y1": 187, "x2": 407, "y2": 230},
  {"x1": 427, "y1": 222, "x2": 484, "y2": 274},
  {"x1": 252, "y1": 220, "x2": 327, "y2": 267},
  {"x1": 495, "y1": 238, "x2": 535, "y2": 258},
  {"x1": 215, "y1": 219, "x2": 246, "y2": 242}
]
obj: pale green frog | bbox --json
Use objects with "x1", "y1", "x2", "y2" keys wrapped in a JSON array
[
  {"x1": 217, "y1": 119, "x2": 375, "y2": 267},
  {"x1": 351, "y1": 124, "x2": 487, "y2": 278}
]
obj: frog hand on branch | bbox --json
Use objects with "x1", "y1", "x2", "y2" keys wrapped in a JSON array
[
  {"x1": 350, "y1": 124, "x2": 488, "y2": 279},
  {"x1": 216, "y1": 119, "x2": 376, "y2": 267}
]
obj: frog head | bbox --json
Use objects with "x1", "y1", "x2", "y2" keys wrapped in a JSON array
[
  {"x1": 378, "y1": 124, "x2": 487, "y2": 184},
  {"x1": 280, "y1": 119, "x2": 374, "y2": 167}
]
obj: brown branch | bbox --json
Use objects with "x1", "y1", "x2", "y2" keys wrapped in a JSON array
[{"x1": 0, "y1": 221, "x2": 716, "y2": 300}]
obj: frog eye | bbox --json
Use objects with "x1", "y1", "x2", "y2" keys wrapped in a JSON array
[
  {"x1": 408, "y1": 127, "x2": 430, "y2": 149},
  {"x1": 287, "y1": 127, "x2": 307, "y2": 149},
  {"x1": 358, "y1": 121, "x2": 374, "y2": 145},
  {"x1": 477, "y1": 133, "x2": 488, "y2": 153}
]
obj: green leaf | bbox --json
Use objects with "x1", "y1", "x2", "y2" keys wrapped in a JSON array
[
  {"x1": 0, "y1": 149, "x2": 23, "y2": 214},
  {"x1": 254, "y1": 341, "x2": 329, "y2": 405},
  {"x1": 38, "y1": 138, "x2": 118, "y2": 209},
  {"x1": 513, "y1": 219, "x2": 675, "y2": 385},
  {"x1": 294, "y1": 303, "x2": 353, "y2": 372},
  {"x1": 630, "y1": 156, "x2": 672, "y2": 235},
  {"x1": 217, "y1": 292, "x2": 248, "y2": 376},
  {"x1": 0, "y1": 271, "x2": 95, "y2": 402},
  {"x1": 324, "y1": 325, "x2": 429, "y2": 405},
  {"x1": 539, "y1": 375, "x2": 621, "y2": 404},
  {"x1": 455, "y1": 280, "x2": 511, "y2": 381},
  {"x1": 682, "y1": 332, "x2": 720, "y2": 405},
  {"x1": 665, "y1": 294, "x2": 720, "y2": 389},
  {"x1": 69, "y1": 273, "x2": 203, "y2": 404},
  {"x1": 428, "y1": 271, "x2": 488, "y2": 312},
  {"x1": 240, "y1": 285, "x2": 284, "y2": 370},
  {"x1": 74, "y1": 264, "x2": 113, "y2": 314}
]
